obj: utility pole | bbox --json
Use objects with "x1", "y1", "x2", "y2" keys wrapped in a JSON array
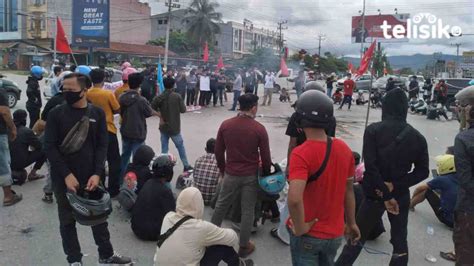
[
  {"x1": 451, "y1": 43, "x2": 461, "y2": 61},
  {"x1": 164, "y1": 0, "x2": 180, "y2": 69},
  {"x1": 317, "y1": 34, "x2": 325, "y2": 73},
  {"x1": 277, "y1": 20, "x2": 288, "y2": 55},
  {"x1": 360, "y1": 0, "x2": 366, "y2": 60}
]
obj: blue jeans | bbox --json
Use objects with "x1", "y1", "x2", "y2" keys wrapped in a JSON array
[
  {"x1": 289, "y1": 227, "x2": 343, "y2": 266},
  {"x1": 160, "y1": 132, "x2": 190, "y2": 168},
  {"x1": 231, "y1": 90, "x2": 241, "y2": 110},
  {"x1": 120, "y1": 137, "x2": 144, "y2": 181},
  {"x1": 0, "y1": 134, "x2": 12, "y2": 186},
  {"x1": 327, "y1": 87, "x2": 333, "y2": 98},
  {"x1": 296, "y1": 88, "x2": 303, "y2": 99}
]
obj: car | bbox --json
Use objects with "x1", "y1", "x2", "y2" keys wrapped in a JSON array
[
  {"x1": 0, "y1": 74, "x2": 21, "y2": 108},
  {"x1": 373, "y1": 75, "x2": 407, "y2": 91},
  {"x1": 336, "y1": 74, "x2": 374, "y2": 91},
  {"x1": 274, "y1": 68, "x2": 297, "y2": 93}
]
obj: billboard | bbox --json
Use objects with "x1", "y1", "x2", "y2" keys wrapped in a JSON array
[
  {"x1": 352, "y1": 14, "x2": 410, "y2": 43},
  {"x1": 72, "y1": 0, "x2": 110, "y2": 48}
]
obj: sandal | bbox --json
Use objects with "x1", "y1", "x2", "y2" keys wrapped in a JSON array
[
  {"x1": 270, "y1": 228, "x2": 288, "y2": 245},
  {"x1": 3, "y1": 192, "x2": 23, "y2": 206},
  {"x1": 440, "y1": 251, "x2": 456, "y2": 262}
]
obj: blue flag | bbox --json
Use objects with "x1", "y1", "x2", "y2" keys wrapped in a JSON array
[{"x1": 157, "y1": 62, "x2": 165, "y2": 94}]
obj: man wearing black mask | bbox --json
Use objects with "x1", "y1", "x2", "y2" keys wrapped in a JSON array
[
  {"x1": 336, "y1": 88, "x2": 429, "y2": 266},
  {"x1": 44, "y1": 73, "x2": 132, "y2": 265}
]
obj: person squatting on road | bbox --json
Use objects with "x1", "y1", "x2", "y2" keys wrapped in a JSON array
[
  {"x1": 44, "y1": 73, "x2": 131, "y2": 265},
  {"x1": 212, "y1": 93, "x2": 272, "y2": 258},
  {"x1": 131, "y1": 154, "x2": 176, "y2": 241},
  {"x1": 287, "y1": 89, "x2": 360, "y2": 266},
  {"x1": 154, "y1": 187, "x2": 254, "y2": 266},
  {"x1": 336, "y1": 88, "x2": 429, "y2": 266},
  {"x1": 152, "y1": 77, "x2": 192, "y2": 172},
  {"x1": 9, "y1": 109, "x2": 46, "y2": 184}
]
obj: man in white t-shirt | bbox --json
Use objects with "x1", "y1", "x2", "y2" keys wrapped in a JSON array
[
  {"x1": 262, "y1": 72, "x2": 275, "y2": 106},
  {"x1": 199, "y1": 71, "x2": 211, "y2": 107}
]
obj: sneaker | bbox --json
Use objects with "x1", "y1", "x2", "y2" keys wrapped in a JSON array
[
  {"x1": 42, "y1": 193, "x2": 54, "y2": 204},
  {"x1": 238, "y1": 241, "x2": 256, "y2": 258},
  {"x1": 70, "y1": 262, "x2": 82, "y2": 266},
  {"x1": 239, "y1": 258, "x2": 255, "y2": 266},
  {"x1": 98, "y1": 253, "x2": 133, "y2": 265},
  {"x1": 184, "y1": 165, "x2": 194, "y2": 172}
]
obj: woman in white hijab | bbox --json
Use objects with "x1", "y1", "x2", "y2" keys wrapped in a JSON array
[{"x1": 154, "y1": 187, "x2": 254, "y2": 266}]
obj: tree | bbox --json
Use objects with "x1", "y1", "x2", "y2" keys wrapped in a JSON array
[
  {"x1": 239, "y1": 48, "x2": 279, "y2": 71},
  {"x1": 147, "y1": 31, "x2": 195, "y2": 54},
  {"x1": 185, "y1": 0, "x2": 223, "y2": 47},
  {"x1": 372, "y1": 48, "x2": 392, "y2": 77},
  {"x1": 399, "y1": 67, "x2": 414, "y2": 75}
]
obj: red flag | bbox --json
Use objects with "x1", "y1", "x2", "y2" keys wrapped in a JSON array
[
  {"x1": 280, "y1": 57, "x2": 289, "y2": 76},
  {"x1": 215, "y1": 56, "x2": 224, "y2": 73},
  {"x1": 203, "y1": 42, "x2": 209, "y2": 62},
  {"x1": 348, "y1": 62, "x2": 354, "y2": 74},
  {"x1": 56, "y1": 17, "x2": 72, "y2": 54},
  {"x1": 356, "y1": 40, "x2": 376, "y2": 76}
]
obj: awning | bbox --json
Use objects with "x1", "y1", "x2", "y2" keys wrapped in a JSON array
[
  {"x1": 22, "y1": 52, "x2": 52, "y2": 56},
  {"x1": 0, "y1": 42, "x2": 19, "y2": 49}
]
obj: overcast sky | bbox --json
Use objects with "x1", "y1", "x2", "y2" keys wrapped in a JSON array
[{"x1": 144, "y1": 0, "x2": 474, "y2": 57}]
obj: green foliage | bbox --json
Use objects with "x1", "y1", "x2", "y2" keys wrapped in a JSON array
[
  {"x1": 234, "y1": 48, "x2": 279, "y2": 71},
  {"x1": 147, "y1": 31, "x2": 195, "y2": 54},
  {"x1": 185, "y1": 0, "x2": 223, "y2": 46},
  {"x1": 399, "y1": 67, "x2": 414, "y2": 75},
  {"x1": 289, "y1": 52, "x2": 348, "y2": 74},
  {"x1": 372, "y1": 48, "x2": 392, "y2": 77}
]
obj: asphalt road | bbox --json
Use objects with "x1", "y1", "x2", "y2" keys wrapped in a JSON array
[{"x1": 1, "y1": 73, "x2": 458, "y2": 265}]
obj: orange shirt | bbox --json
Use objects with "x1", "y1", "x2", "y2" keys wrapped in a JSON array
[
  {"x1": 114, "y1": 83, "x2": 129, "y2": 100},
  {"x1": 87, "y1": 86, "x2": 120, "y2": 134}
]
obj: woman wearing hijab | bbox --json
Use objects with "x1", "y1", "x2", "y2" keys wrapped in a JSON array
[{"x1": 154, "y1": 187, "x2": 254, "y2": 266}]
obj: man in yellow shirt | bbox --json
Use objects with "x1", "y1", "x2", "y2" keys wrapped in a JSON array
[
  {"x1": 87, "y1": 69, "x2": 122, "y2": 197},
  {"x1": 114, "y1": 67, "x2": 137, "y2": 100}
]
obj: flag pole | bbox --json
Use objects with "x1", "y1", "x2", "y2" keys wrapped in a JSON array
[
  {"x1": 53, "y1": 17, "x2": 57, "y2": 62},
  {"x1": 364, "y1": 61, "x2": 374, "y2": 129}
]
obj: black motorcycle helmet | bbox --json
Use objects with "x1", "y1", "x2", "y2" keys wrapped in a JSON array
[
  {"x1": 295, "y1": 90, "x2": 334, "y2": 128},
  {"x1": 66, "y1": 186, "x2": 112, "y2": 226},
  {"x1": 152, "y1": 154, "x2": 177, "y2": 181},
  {"x1": 303, "y1": 81, "x2": 325, "y2": 93}
]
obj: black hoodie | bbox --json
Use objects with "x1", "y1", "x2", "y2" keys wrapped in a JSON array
[
  {"x1": 119, "y1": 90, "x2": 153, "y2": 141},
  {"x1": 26, "y1": 76, "x2": 42, "y2": 109},
  {"x1": 362, "y1": 88, "x2": 429, "y2": 200}
]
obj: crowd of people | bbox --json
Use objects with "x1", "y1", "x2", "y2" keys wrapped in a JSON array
[{"x1": 0, "y1": 60, "x2": 473, "y2": 266}]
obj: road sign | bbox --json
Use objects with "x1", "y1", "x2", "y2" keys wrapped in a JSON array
[{"x1": 165, "y1": 2, "x2": 180, "y2": 8}]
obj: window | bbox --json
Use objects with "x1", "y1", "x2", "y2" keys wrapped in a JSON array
[
  {"x1": 0, "y1": 0, "x2": 19, "y2": 32},
  {"x1": 164, "y1": 19, "x2": 168, "y2": 24},
  {"x1": 215, "y1": 41, "x2": 218, "y2": 46},
  {"x1": 158, "y1": 20, "x2": 163, "y2": 25}
]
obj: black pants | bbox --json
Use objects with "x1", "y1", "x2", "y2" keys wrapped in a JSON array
[
  {"x1": 106, "y1": 132, "x2": 121, "y2": 197},
  {"x1": 453, "y1": 211, "x2": 474, "y2": 265},
  {"x1": 27, "y1": 106, "x2": 40, "y2": 129},
  {"x1": 336, "y1": 193, "x2": 410, "y2": 266},
  {"x1": 217, "y1": 86, "x2": 225, "y2": 105},
  {"x1": 187, "y1": 89, "x2": 196, "y2": 106},
  {"x1": 211, "y1": 88, "x2": 218, "y2": 106},
  {"x1": 11, "y1": 150, "x2": 46, "y2": 171},
  {"x1": 54, "y1": 189, "x2": 114, "y2": 263},
  {"x1": 253, "y1": 84, "x2": 258, "y2": 95},
  {"x1": 177, "y1": 89, "x2": 186, "y2": 103},
  {"x1": 200, "y1": 245, "x2": 240, "y2": 266},
  {"x1": 199, "y1": 91, "x2": 211, "y2": 106},
  {"x1": 425, "y1": 188, "x2": 453, "y2": 228},
  {"x1": 141, "y1": 87, "x2": 152, "y2": 102},
  {"x1": 339, "y1": 95, "x2": 352, "y2": 110}
]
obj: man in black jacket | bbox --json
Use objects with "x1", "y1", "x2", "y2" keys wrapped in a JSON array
[
  {"x1": 44, "y1": 73, "x2": 131, "y2": 265},
  {"x1": 336, "y1": 88, "x2": 429, "y2": 266},
  {"x1": 453, "y1": 106, "x2": 474, "y2": 265},
  {"x1": 9, "y1": 109, "x2": 46, "y2": 184},
  {"x1": 26, "y1": 70, "x2": 43, "y2": 128},
  {"x1": 131, "y1": 154, "x2": 176, "y2": 241},
  {"x1": 119, "y1": 73, "x2": 159, "y2": 178}
]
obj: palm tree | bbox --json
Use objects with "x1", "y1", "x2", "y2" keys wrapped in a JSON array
[{"x1": 185, "y1": 0, "x2": 223, "y2": 47}]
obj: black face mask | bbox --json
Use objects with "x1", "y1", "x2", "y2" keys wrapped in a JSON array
[{"x1": 64, "y1": 90, "x2": 83, "y2": 105}]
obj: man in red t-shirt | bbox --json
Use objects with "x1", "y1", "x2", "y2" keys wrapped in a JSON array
[
  {"x1": 287, "y1": 90, "x2": 360, "y2": 265},
  {"x1": 339, "y1": 73, "x2": 356, "y2": 110}
]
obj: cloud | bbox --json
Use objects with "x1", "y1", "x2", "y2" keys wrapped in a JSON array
[{"x1": 143, "y1": 0, "x2": 474, "y2": 56}]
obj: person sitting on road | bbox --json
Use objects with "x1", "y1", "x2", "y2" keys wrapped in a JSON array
[
  {"x1": 131, "y1": 154, "x2": 176, "y2": 241},
  {"x1": 9, "y1": 109, "x2": 46, "y2": 185},
  {"x1": 122, "y1": 144, "x2": 155, "y2": 194},
  {"x1": 193, "y1": 138, "x2": 221, "y2": 206},
  {"x1": 154, "y1": 187, "x2": 254, "y2": 266},
  {"x1": 410, "y1": 152, "x2": 458, "y2": 228}
]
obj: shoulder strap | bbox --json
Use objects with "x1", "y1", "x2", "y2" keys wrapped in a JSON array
[
  {"x1": 85, "y1": 104, "x2": 92, "y2": 118},
  {"x1": 157, "y1": 215, "x2": 192, "y2": 248},
  {"x1": 307, "y1": 137, "x2": 333, "y2": 183}
]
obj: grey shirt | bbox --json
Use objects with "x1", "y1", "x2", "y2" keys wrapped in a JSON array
[{"x1": 233, "y1": 74, "x2": 242, "y2": 91}]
